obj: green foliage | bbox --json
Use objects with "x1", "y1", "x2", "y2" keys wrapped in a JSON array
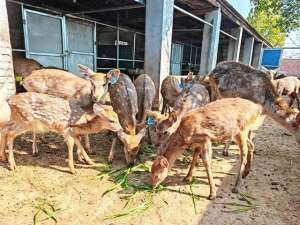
[{"x1": 248, "y1": 0, "x2": 300, "y2": 47}]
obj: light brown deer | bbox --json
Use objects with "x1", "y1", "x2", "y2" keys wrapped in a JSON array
[
  {"x1": 274, "y1": 76, "x2": 300, "y2": 109},
  {"x1": 151, "y1": 98, "x2": 277, "y2": 199},
  {"x1": 79, "y1": 67, "x2": 146, "y2": 165},
  {"x1": 206, "y1": 61, "x2": 300, "y2": 144},
  {"x1": 22, "y1": 66, "x2": 108, "y2": 155},
  {"x1": 148, "y1": 83, "x2": 210, "y2": 151},
  {"x1": 0, "y1": 92, "x2": 123, "y2": 173}
]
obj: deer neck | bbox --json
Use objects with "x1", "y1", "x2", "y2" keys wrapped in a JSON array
[
  {"x1": 163, "y1": 133, "x2": 186, "y2": 169},
  {"x1": 263, "y1": 97, "x2": 298, "y2": 135}
]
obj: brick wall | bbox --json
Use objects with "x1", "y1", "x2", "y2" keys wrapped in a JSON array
[{"x1": 0, "y1": 0, "x2": 16, "y2": 98}]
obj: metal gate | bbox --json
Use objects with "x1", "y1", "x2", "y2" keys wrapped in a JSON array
[
  {"x1": 170, "y1": 43, "x2": 183, "y2": 75},
  {"x1": 23, "y1": 9, "x2": 95, "y2": 74},
  {"x1": 66, "y1": 18, "x2": 96, "y2": 75},
  {"x1": 23, "y1": 9, "x2": 66, "y2": 69}
]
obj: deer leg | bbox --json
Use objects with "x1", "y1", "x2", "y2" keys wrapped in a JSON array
[
  {"x1": 184, "y1": 148, "x2": 201, "y2": 183},
  {"x1": 289, "y1": 94, "x2": 295, "y2": 107},
  {"x1": 232, "y1": 132, "x2": 249, "y2": 193},
  {"x1": 161, "y1": 100, "x2": 166, "y2": 114},
  {"x1": 84, "y1": 135, "x2": 94, "y2": 154},
  {"x1": 0, "y1": 132, "x2": 7, "y2": 161},
  {"x1": 65, "y1": 136, "x2": 75, "y2": 174},
  {"x1": 7, "y1": 134, "x2": 16, "y2": 171},
  {"x1": 147, "y1": 127, "x2": 152, "y2": 145},
  {"x1": 295, "y1": 93, "x2": 300, "y2": 110},
  {"x1": 201, "y1": 139, "x2": 216, "y2": 200},
  {"x1": 222, "y1": 140, "x2": 231, "y2": 156},
  {"x1": 108, "y1": 137, "x2": 117, "y2": 164},
  {"x1": 32, "y1": 132, "x2": 39, "y2": 157},
  {"x1": 243, "y1": 133, "x2": 255, "y2": 178},
  {"x1": 74, "y1": 137, "x2": 94, "y2": 165},
  {"x1": 75, "y1": 137, "x2": 85, "y2": 163}
]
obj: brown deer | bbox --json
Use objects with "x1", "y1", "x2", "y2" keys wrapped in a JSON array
[
  {"x1": 79, "y1": 67, "x2": 146, "y2": 165},
  {"x1": 147, "y1": 83, "x2": 210, "y2": 151},
  {"x1": 206, "y1": 61, "x2": 300, "y2": 144},
  {"x1": 134, "y1": 74, "x2": 156, "y2": 124},
  {"x1": 151, "y1": 98, "x2": 277, "y2": 199},
  {"x1": 160, "y1": 76, "x2": 182, "y2": 114},
  {"x1": 22, "y1": 66, "x2": 108, "y2": 155},
  {"x1": 0, "y1": 92, "x2": 123, "y2": 173},
  {"x1": 13, "y1": 57, "x2": 42, "y2": 79},
  {"x1": 273, "y1": 76, "x2": 300, "y2": 109}
]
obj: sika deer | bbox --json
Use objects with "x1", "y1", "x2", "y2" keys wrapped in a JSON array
[
  {"x1": 206, "y1": 61, "x2": 300, "y2": 144},
  {"x1": 22, "y1": 66, "x2": 108, "y2": 154},
  {"x1": 148, "y1": 83, "x2": 210, "y2": 151},
  {"x1": 13, "y1": 57, "x2": 42, "y2": 79},
  {"x1": 0, "y1": 92, "x2": 122, "y2": 173},
  {"x1": 134, "y1": 74, "x2": 156, "y2": 124},
  {"x1": 160, "y1": 76, "x2": 182, "y2": 114},
  {"x1": 274, "y1": 76, "x2": 300, "y2": 109},
  {"x1": 79, "y1": 67, "x2": 146, "y2": 164},
  {"x1": 151, "y1": 98, "x2": 271, "y2": 199},
  {"x1": 134, "y1": 74, "x2": 156, "y2": 144}
]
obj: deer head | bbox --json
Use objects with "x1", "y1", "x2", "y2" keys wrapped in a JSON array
[
  {"x1": 151, "y1": 155, "x2": 169, "y2": 187},
  {"x1": 78, "y1": 64, "x2": 108, "y2": 103},
  {"x1": 117, "y1": 127, "x2": 147, "y2": 165}
]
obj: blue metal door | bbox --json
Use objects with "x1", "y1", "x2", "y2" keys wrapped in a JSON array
[{"x1": 170, "y1": 43, "x2": 183, "y2": 75}]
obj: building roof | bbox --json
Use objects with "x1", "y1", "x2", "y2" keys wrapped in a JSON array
[
  {"x1": 279, "y1": 59, "x2": 300, "y2": 77},
  {"x1": 176, "y1": 0, "x2": 272, "y2": 47}
]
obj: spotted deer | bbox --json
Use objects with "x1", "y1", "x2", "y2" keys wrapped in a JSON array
[
  {"x1": 151, "y1": 98, "x2": 275, "y2": 199},
  {"x1": 22, "y1": 66, "x2": 108, "y2": 155},
  {"x1": 147, "y1": 83, "x2": 210, "y2": 151},
  {"x1": 273, "y1": 76, "x2": 300, "y2": 109},
  {"x1": 0, "y1": 92, "x2": 123, "y2": 173},
  {"x1": 205, "y1": 61, "x2": 300, "y2": 144},
  {"x1": 79, "y1": 67, "x2": 146, "y2": 165}
]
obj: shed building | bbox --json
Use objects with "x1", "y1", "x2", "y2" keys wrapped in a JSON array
[{"x1": 1, "y1": 0, "x2": 271, "y2": 101}]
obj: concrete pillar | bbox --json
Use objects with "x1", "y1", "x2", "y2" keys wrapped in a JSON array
[
  {"x1": 0, "y1": 0, "x2": 15, "y2": 97},
  {"x1": 242, "y1": 37, "x2": 255, "y2": 65},
  {"x1": 199, "y1": 8, "x2": 221, "y2": 74},
  {"x1": 144, "y1": 0, "x2": 174, "y2": 108},
  {"x1": 251, "y1": 42, "x2": 263, "y2": 68},
  {"x1": 227, "y1": 27, "x2": 243, "y2": 61}
]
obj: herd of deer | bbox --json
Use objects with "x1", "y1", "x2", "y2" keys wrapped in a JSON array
[{"x1": 0, "y1": 58, "x2": 300, "y2": 200}]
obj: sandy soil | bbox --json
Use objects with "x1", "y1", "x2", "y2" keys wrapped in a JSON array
[{"x1": 0, "y1": 117, "x2": 299, "y2": 225}]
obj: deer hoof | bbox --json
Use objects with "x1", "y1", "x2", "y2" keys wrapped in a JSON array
[
  {"x1": 183, "y1": 175, "x2": 193, "y2": 183},
  {"x1": 232, "y1": 187, "x2": 239, "y2": 193},
  {"x1": 242, "y1": 170, "x2": 250, "y2": 179},
  {"x1": 222, "y1": 151, "x2": 229, "y2": 157},
  {"x1": 32, "y1": 152, "x2": 40, "y2": 157},
  {"x1": 207, "y1": 193, "x2": 216, "y2": 200}
]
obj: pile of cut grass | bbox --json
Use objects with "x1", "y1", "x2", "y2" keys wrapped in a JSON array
[
  {"x1": 97, "y1": 162, "x2": 203, "y2": 220},
  {"x1": 224, "y1": 192, "x2": 258, "y2": 213}
]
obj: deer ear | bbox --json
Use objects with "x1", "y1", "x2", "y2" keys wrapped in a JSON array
[
  {"x1": 117, "y1": 130, "x2": 128, "y2": 142},
  {"x1": 137, "y1": 127, "x2": 147, "y2": 141},
  {"x1": 168, "y1": 111, "x2": 177, "y2": 123},
  {"x1": 107, "y1": 69, "x2": 121, "y2": 81},
  {"x1": 187, "y1": 71, "x2": 194, "y2": 80},
  {"x1": 78, "y1": 64, "x2": 95, "y2": 77}
]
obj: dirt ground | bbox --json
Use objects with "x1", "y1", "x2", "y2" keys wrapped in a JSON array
[{"x1": 0, "y1": 117, "x2": 299, "y2": 225}]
